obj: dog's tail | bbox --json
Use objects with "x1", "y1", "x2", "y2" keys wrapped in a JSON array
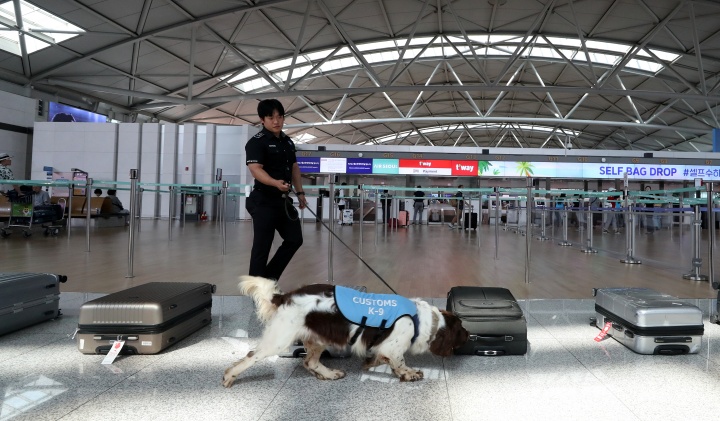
[{"x1": 238, "y1": 275, "x2": 281, "y2": 324}]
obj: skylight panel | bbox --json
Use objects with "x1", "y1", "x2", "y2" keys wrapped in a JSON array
[
  {"x1": 305, "y1": 49, "x2": 334, "y2": 61},
  {"x1": 626, "y1": 59, "x2": 662, "y2": 73},
  {"x1": 544, "y1": 37, "x2": 581, "y2": 48},
  {"x1": 358, "y1": 40, "x2": 397, "y2": 51},
  {"x1": 365, "y1": 50, "x2": 400, "y2": 64},
  {"x1": 226, "y1": 68, "x2": 258, "y2": 84},
  {"x1": 408, "y1": 36, "x2": 433, "y2": 46},
  {"x1": 318, "y1": 56, "x2": 359, "y2": 73},
  {"x1": 236, "y1": 77, "x2": 271, "y2": 93},
  {"x1": 585, "y1": 40, "x2": 629, "y2": 54},
  {"x1": 0, "y1": 1, "x2": 84, "y2": 55},
  {"x1": 648, "y1": 48, "x2": 679, "y2": 62},
  {"x1": 294, "y1": 133, "x2": 316, "y2": 144}
]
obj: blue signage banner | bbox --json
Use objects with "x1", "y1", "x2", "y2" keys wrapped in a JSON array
[
  {"x1": 346, "y1": 158, "x2": 373, "y2": 174},
  {"x1": 297, "y1": 157, "x2": 320, "y2": 173}
]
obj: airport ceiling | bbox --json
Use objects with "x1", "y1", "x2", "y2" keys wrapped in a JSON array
[{"x1": 2, "y1": 0, "x2": 720, "y2": 152}]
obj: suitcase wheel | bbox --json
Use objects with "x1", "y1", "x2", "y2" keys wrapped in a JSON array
[
  {"x1": 1, "y1": 229, "x2": 9, "y2": 238},
  {"x1": 23, "y1": 230, "x2": 32, "y2": 238}
]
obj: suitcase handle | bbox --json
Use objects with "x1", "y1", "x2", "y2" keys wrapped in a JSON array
[
  {"x1": 458, "y1": 299, "x2": 516, "y2": 310},
  {"x1": 468, "y1": 335, "x2": 514, "y2": 342}
]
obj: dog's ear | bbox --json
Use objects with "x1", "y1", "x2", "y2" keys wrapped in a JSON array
[{"x1": 430, "y1": 311, "x2": 469, "y2": 357}]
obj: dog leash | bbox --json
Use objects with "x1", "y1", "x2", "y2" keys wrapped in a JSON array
[{"x1": 288, "y1": 187, "x2": 398, "y2": 295}]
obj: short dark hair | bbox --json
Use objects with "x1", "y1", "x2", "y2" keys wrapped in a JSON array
[
  {"x1": 107, "y1": 189, "x2": 117, "y2": 195},
  {"x1": 257, "y1": 99, "x2": 285, "y2": 119},
  {"x1": 94, "y1": 188, "x2": 102, "y2": 195}
]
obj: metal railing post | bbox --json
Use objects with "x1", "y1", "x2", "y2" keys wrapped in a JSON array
[
  {"x1": 559, "y1": 200, "x2": 571, "y2": 246},
  {"x1": 621, "y1": 195, "x2": 641, "y2": 264},
  {"x1": 168, "y1": 186, "x2": 174, "y2": 240},
  {"x1": 683, "y1": 204, "x2": 708, "y2": 281},
  {"x1": 136, "y1": 187, "x2": 144, "y2": 231},
  {"x1": 328, "y1": 175, "x2": 335, "y2": 283},
  {"x1": 221, "y1": 181, "x2": 228, "y2": 255},
  {"x1": 126, "y1": 169, "x2": 138, "y2": 278},
  {"x1": 67, "y1": 184, "x2": 73, "y2": 240},
  {"x1": 359, "y1": 187, "x2": 364, "y2": 258},
  {"x1": 525, "y1": 178, "x2": 533, "y2": 284},
  {"x1": 85, "y1": 178, "x2": 92, "y2": 252}
]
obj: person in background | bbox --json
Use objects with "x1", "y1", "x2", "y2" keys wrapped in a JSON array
[
  {"x1": 94, "y1": 188, "x2": 103, "y2": 197},
  {"x1": 603, "y1": 190, "x2": 621, "y2": 234},
  {"x1": 32, "y1": 185, "x2": 50, "y2": 207},
  {"x1": 448, "y1": 185, "x2": 464, "y2": 229},
  {"x1": 381, "y1": 189, "x2": 392, "y2": 223},
  {"x1": 412, "y1": 186, "x2": 425, "y2": 225},
  {"x1": 644, "y1": 185, "x2": 659, "y2": 233},
  {"x1": 0, "y1": 152, "x2": 20, "y2": 194},
  {"x1": 245, "y1": 99, "x2": 306, "y2": 282},
  {"x1": 107, "y1": 189, "x2": 129, "y2": 214}
]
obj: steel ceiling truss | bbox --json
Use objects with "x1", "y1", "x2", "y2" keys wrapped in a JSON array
[{"x1": 10, "y1": 0, "x2": 720, "y2": 151}]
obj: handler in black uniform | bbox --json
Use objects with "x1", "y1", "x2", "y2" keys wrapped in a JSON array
[{"x1": 245, "y1": 99, "x2": 307, "y2": 281}]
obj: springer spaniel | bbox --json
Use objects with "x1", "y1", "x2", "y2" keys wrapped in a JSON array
[{"x1": 222, "y1": 276, "x2": 468, "y2": 387}]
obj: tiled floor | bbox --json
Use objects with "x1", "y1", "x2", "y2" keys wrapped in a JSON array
[{"x1": 1, "y1": 293, "x2": 719, "y2": 421}]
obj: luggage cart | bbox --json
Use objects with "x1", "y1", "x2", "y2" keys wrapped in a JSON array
[
  {"x1": 1, "y1": 192, "x2": 65, "y2": 238},
  {"x1": 1, "y1": 191, "x2": 34, "y2": 237}
]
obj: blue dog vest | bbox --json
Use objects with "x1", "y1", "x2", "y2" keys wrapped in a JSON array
[{"x1": 334, "y1": 286, "x2": 419, "y2": 343}]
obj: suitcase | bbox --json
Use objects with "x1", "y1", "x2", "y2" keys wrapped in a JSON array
[
  {"x1": 341, "y1": 209, "x2": 354, "y2": 225},
  {"x1": 593, "y1": 287, "x2": 704, "y2": 355},
  {"x1": 76, "y1": 282, "x2": 215, "y2": 355},
  {"x1": 446, "y1": 286, "x2": 528, "y2": 356},
  {"x1": 464, "y1": 212, "x2": 478, "y2": 229},
  {"x1": 32, "y1": 204, "x2": 63, "y2": 224},
  {"x1": 0, "y1": 273, "x2": 67, "y2": 336},
  {"x1": 397, "y1": 210, "x2": 409, "y2": 227}
]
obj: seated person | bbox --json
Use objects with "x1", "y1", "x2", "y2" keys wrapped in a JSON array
[
  {"x1": 94, "y1": 188, "x2": 103, "y2": 197},
  {"x1": 107, "y1": 189, "x2": 129, "y2": 214},
  {"x1": 32, "y1": 186, "x2": 51, "y2": 207}
]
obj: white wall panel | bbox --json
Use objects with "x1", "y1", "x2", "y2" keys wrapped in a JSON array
[
  {"x1": 116, "y1": 124, "x2": 141, "y2": 212},
  {"x1": 159, "y1": 124, "x2": 178, "y2": 218},
  {"x1": 140, "y1": 124, "x2": 161, "y2": 217}
]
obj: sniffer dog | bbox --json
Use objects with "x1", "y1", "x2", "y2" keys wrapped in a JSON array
[{"x1": 222, "y1": 276, "x2": 468, "y2": 387}]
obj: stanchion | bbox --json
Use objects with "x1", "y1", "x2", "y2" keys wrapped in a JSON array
[
  {"x1": 709, "y1": 183, "x2": 720, "y2": 323},
  {"x1": 581, "y1": 204, "x2": 597, "y2": 253},
  {"x1": 683, "y1": 204, "x2": 708, "y2": 281},
  {"x1": 359, "y1": 187, "x2": 364, "y2": 258},
  {"x1": 221, "y1": 181, "x2": 228, "y2": 255},
  {"x1": 493, "y1": 188, "x2": 501, "y2": 256},
  {"x1": 85, "y1": 178, "x2": 92, "y2": 252},
  {"x1": 525, "y1": 178, "x2": 533, "y2": 284},
  {"x1": 328, "y1": 175, "x2": 335, "y2": 283},
  {"x1": 559, "y1": 202, "x2": 571, "y2": 246},
  {"x1": 67, "y1": 184, "x2": 73, "y2": 240},
  {"x1": 621, "y1": 196, "x2": 641, "y2": 264},
  {"x1": 168, "y1": 186, "x2": 174, "y2": 240},
  {"x1": 126, "y1": 169, "x2": 138, "y2": 278},
  {"x1": 375, "y1": 190, "x2": 379, "y2": 246},
  {"x1": 136, "y1": 187, "x2": 144, "y2": 232},
  {"x1": 537, "y1": 203, "x2": 549, "y2": 241}
]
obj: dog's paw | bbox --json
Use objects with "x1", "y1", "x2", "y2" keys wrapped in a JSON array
[
  {"x1": 399, "y1": 369, "x2": 424, "y2": 382},
  {"x1": 315, "y1": 369, "x2": 346, "y2": 380},
  {"x1": 222, "y1": 368, "x2": 237, "y2": 388},
  {"x1": 362, "y1": 357, "x2": 378, "y2": 370}
]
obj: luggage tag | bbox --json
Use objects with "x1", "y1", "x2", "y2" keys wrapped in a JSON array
[
  {"x1": 101, "y1": 340, "x2": 125, "y2": 365},
  {"x1": 593, "y1": 321, "x2": 612, "y2": 342}
]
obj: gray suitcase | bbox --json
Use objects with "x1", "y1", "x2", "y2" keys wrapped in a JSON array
[
  {"x1": 76, "y1": 282, "x2": 214, "y2": 355},
  {"x1": 0, "y1": 273, "x2": 67, "y2": 336},
  {"x1": 593, "y1": 287, "x2": 704, "y2": 355}
]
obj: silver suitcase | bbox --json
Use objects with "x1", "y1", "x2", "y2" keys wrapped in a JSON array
[
  {"x1": 0, "y1": 273, "x2": 67, "y2": 336},
  {"x1": 593, "y1": 287, "x2": 704, "y2": 355}
]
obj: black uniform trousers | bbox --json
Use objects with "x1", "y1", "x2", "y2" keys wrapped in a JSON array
[{"x1": 246, "y1": 189, "x2": 303, "y2": 280}]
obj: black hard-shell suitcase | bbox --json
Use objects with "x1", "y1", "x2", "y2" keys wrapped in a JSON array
[
  {"x1": 32, "y1": 204, "x2": 63, "y2": 224},
  {"x1": 76, "y1": 282, "x2": 214, "y2": 355},
  {"x1": 464, "y1": 212, "x2": 478, "y2": 229},
  {"x1": 0, "y1": 273, "x2": 67, "y2": 336},
  {"x1": 447, "y1": 286, "x2": 528, "y2": 356}
]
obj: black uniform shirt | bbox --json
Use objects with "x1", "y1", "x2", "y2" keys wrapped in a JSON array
[{"x1": 245, "y1": 127, "x2": 297, "y2": 193}]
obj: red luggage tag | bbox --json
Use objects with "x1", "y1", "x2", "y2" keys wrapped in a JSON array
[
  {"x1": 594, "y1": 321, "x2": 612, "y2": 342},
  {"x1": 101, "y1": 340, "x2": 125, "y2": 365}
]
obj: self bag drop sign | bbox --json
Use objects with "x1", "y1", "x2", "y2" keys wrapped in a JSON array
[{"x1": 584, "y1": 163, "x2": 720, "y2": 180}]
